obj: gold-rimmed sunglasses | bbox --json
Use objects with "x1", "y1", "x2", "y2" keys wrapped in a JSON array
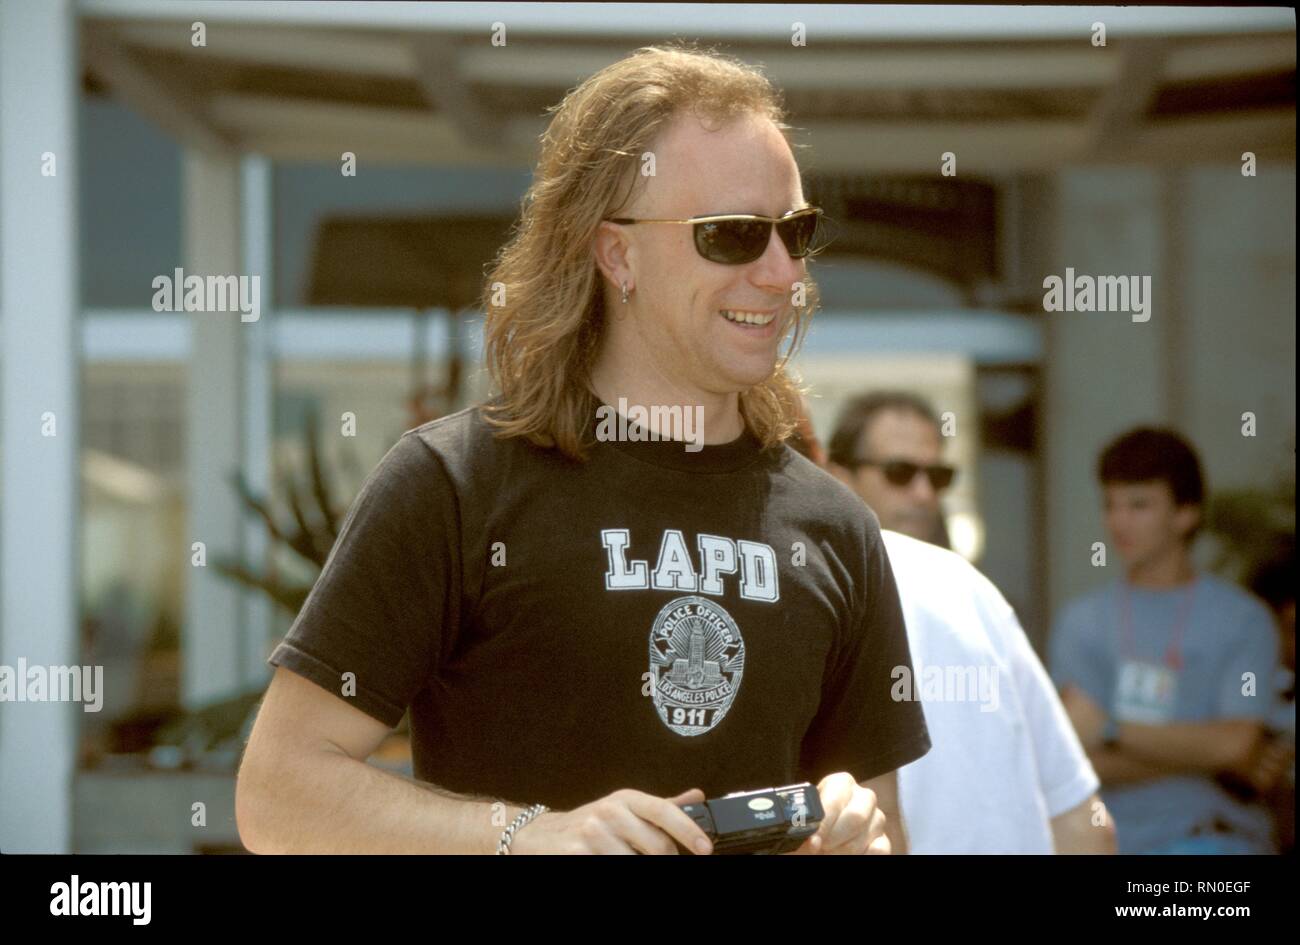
[{"x1": 605, "y1": 207, "x2": 824, "y2": 265}]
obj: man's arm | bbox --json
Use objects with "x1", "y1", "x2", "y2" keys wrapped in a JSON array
[
  {"x1": 1050, "y1": 793, "x2": 1117, "y2": 854},
  {"x1": 1059, "y1": 684, "x2": 1172, "y2": 784},
  {"x1": 1116, "y1": 719, "x2": 1264, "y2": 774},
  {"x1": 237, "y1": 668, "x2": 715, "y2": 855},
  {"x1": 863, "y1": 769, "x2": 907, "y2": 854},
  {"x1": 237, "y1": 668, "x2": 517, "y2": 854},
  {"x1": 1087, "y1": 745, "x2": 1176, "y2": 785},
  {"x1": 1059, "y1": 683, "x2": 1263, "y2": 782}
]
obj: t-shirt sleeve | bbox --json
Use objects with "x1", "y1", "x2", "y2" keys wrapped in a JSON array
[
  {"x1": 987, "y1": 589, "x2": 1100, "y2": 818},
  {"x1": 1048, "y1": 599, "x2": 1113, "y2": 712},
  {"x1": 798, "y1": 524, "x2": 931, "y2": 784},
  {"x1": 1215, "y1": 597, "x2": 1281, "y2": 720},
  {"x1": 267, "y1": 432, "x2": 461, "y2": 728}
]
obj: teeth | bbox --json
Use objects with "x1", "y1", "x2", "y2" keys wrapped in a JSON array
[{"x1": 721, "y1": 309, "x2": 775, "y2": 326}]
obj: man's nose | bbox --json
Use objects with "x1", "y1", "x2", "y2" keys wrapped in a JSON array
[
  {"x1": 1105, "y1": 511, "x2": 1129, "y2": 537},
  {"x1": 907, "y1": 472, "x2": 937, "y2": 502},
  {"x1": 750, "y1": 225, "x2": 804, "y2": 292}
]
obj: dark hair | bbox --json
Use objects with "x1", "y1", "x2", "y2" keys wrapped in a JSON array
[
  {"x1": 827, "y1": 391, "x2": 940, "y2": 468},
  {"x1": 1250, "y1": 551, "x2": 1296, "y2": 614},
  {"x1": 1097, "y1": 427, "x2": 1205, "y2": 509}
]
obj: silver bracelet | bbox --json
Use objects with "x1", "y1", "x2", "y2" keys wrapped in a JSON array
[{"x1": 496, "y1": 803, "x2": 548, "y2": 854}]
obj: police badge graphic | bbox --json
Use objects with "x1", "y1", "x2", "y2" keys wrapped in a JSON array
[{"x1": 649, "y1": 596, "x2": 745, "y2": 736}]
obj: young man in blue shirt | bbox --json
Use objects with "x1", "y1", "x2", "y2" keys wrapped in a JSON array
[{"x1": 1050, "y1": 427, "x2": 1279, "y2": 854}]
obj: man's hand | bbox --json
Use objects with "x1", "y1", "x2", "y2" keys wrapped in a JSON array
[
  {"x1": 510, "y1": 788, "x2": 713, "y2": 855},
  {"x1": 790, "y1": 772, "x2": 890, "y2": 855},
  {"x1": 1232, "y1": 734, "x2": 1294, "y2": 794}
]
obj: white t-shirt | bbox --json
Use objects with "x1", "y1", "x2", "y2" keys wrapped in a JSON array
[{"x1": 883, "y1": 530, "x2": 1099, "y2": 853}]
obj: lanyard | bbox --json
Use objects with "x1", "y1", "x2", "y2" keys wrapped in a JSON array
[{"x1": 1118, "y1": 578, "x2": 1198, "y2": 670}]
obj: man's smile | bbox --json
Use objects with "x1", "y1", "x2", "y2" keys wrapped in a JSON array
[{"x1": 718, "y1": 307, "x2": 781, "y2": 339}]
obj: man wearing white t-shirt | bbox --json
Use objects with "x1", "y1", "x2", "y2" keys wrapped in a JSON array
[
  {"x1": 883, "y1": 530, "x2": 1112, "y2": 853},
  {"x1": 813, "y1": 393, "x2": 1114, "y2": 852}
]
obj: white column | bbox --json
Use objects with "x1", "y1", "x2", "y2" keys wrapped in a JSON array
[
  {"x1": 1161, "y1": 169, "x2": 1190, "y2": 433},
  {"x1": 181, "y1": 149, "x2": 246, "y2": 708},
  {"x1": 1181, "y1": 167, "x2": 1297, "y2": 490},
  {"x1": 240, "y1": 156, "x2": 274, "y2": 683},
  {"x1": 1043, "y1": 169, "x2": 1169, "y2": 616},
  {"x1": 0, "y1": 0, "x2": 80, "y2": 853}
]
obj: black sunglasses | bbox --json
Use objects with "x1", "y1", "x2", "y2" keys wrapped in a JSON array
[
  {"x1": 851, "y1": 458, "x2": 957, "y2": 491},
  {"x1": 605, "y1": 207, "x2": 823, "y2": 265}
]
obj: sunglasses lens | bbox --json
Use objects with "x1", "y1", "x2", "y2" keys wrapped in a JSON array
[
  {"x1": 928, "y1": 466, "x2": 956, "y2": 490},
  {"x1": 883, "y1": 462, "x2": 920, "y2": 486},
  {"x1": 879, "y1": 462, "x2": 955, "y2": 490},
  {"x1": 777, "y1": 212, "x2": 819, "y2": 258},
  {"x1": 696, "y1": 219, "x2": 769, "y2": 264}
]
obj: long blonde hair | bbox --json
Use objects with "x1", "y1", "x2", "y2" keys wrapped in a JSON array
[{"x1": 480, "y1": 43, "x2": 819, "y2": 460}]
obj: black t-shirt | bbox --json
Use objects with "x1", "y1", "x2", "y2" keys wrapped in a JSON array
[{"x1": 268, "y1": 404, "x2": 930, "y2": 810}]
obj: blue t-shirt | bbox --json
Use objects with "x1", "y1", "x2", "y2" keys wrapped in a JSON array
[{"x1": 1050, "y1": 573, "x2": 1279, "y2": 853}]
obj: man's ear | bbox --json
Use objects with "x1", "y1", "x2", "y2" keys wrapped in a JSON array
[
  {"x1": 591, "y1": 220, "x2": 634, "y2": 294},
  {"x1": 827, "y1": 462, "x2": 855, "y2": 488},
  {"x1": 1174, "y1": 503, "x2": 1201, "y2": 543}
]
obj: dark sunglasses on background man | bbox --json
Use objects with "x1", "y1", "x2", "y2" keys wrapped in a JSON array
[
  {"x1": 606, "y1": 207, "x2": 824, "y2": 265},
  {"x1": 849, "y1": 458, "x2": 957, "y2": 491}
]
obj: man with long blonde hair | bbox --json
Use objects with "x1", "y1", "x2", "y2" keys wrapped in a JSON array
[{"x1": 237, "y1": 44, "x2": 929, "y2": 855}]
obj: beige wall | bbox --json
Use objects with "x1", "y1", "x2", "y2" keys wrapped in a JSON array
[{"x1": 1043, "y1": 164, "x2": 1296, "y2": 621}]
